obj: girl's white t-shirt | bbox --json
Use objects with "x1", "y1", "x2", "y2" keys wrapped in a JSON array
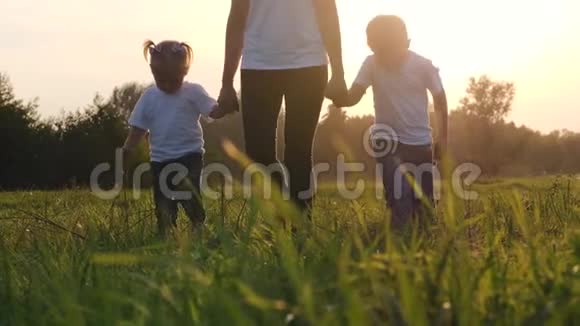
[
  {"x1": 241, "y1": 0, "x2": 328, "y2": 70},
  {"x1": 128, "y1": 82, "x2": 216, "y2": 162}
]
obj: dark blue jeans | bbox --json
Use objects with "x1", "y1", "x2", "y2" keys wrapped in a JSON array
[
  {"x1": 151, "y1": 153, "x2": 205, "y2": 235},
  {"x1": 377, "y1": 143, "x2": 434, "y2": 228}
]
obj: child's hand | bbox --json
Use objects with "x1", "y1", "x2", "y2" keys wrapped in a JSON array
[
  {"x1": 121, "y1": 147, "x2": 132, "y2": 174},
  {"x1": 433, "y1": 141, "x2": 447, "y2": 164},
  {"x1": 209, "y1": 105, "x2": 229, "y2": 120},
  {"x1": 330, "y1": 84, "x2": 365, "y2": 108},
  {"x1": 332, "y1": 98, "x2": 349, "y2": 108}
]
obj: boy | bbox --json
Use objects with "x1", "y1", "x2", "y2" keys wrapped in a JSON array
[{"x1": 332, "y1": 16, "x2": 448, "y2": 228}]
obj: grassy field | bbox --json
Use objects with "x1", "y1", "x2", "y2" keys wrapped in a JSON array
[{"x1": 1, "y1": 176, "x2": 579, "y2": 325}]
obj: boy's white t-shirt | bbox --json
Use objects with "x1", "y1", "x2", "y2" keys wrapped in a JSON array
[
  {"x1": 241, "y1": 0, "x2": 328, "y2": 70},
  {"x1": 354, "y1": 51, "x2": 444, "y2": 146},
  {"x1": 128, "y1": 82, "x2": 216, "y2": 162}
]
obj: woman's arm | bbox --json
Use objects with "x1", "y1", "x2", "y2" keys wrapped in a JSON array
[
  {"x1": 312, "y1": 0, "x2": 348, "y2": 102},
  {"x1": 218, "y1": 0, "x2": 250, "y2": 113},
  {"x1": 221, "y1": 0, "x2": 249, "y2": 88}
]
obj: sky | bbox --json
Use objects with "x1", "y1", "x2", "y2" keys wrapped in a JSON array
[{"x1": 1, "y1": 0, "x2": 579, "y2": 133}]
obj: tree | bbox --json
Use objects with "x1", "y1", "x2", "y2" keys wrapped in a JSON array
[
  {"x1": 458, "y1": 75, "x2": 515, "y2": 123},
  {"x1": 314, "y1": 104, "x2": 349, "y2": 175},
  {"x1": 107, "y1": 82, "x2": 147, "y2": 120},
  {"x1": 57, "y1": 95, "x2": 130, "y2": 186},
  {"x1": 2, "y1": 71, "x2": 579, "y2": 188},
  {"x1": 0, "y1": 73, "x2": 42, "y2": 188}
]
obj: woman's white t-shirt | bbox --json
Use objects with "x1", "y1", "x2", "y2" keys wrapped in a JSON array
[
  {"x1": 128, "y1": 82, "x2": 217, "y2": 162},
  {"x1": 241, "y1": 0, "x2": 328, "y2": 70}
]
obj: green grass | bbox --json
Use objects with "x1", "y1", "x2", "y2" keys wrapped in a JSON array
[{"x1": 1, "y1": 176, "x2": 579, "y2": 325}]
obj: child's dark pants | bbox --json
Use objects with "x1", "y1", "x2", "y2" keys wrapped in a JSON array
[
  {"x1": 151, "y1": 152, "x2": 205, "y2": 235},
  {"x1": 377, "y1": 143, "x2": 434, "y2": 229}
]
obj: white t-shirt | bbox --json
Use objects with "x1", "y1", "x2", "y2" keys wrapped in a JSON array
[
  {"x1": 354, "y1": 51, "x2": 444, "y2": 146},
  {"x1": 241, "y1": 0, "x2": 328, "y2": 70},
  {"x1": 128, "y1": 82, "x2": 217, "y2": 162}
]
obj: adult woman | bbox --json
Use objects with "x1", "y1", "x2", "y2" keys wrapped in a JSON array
[{"x1": 218, "y1": 0, "x2": 347, "y2": 212}]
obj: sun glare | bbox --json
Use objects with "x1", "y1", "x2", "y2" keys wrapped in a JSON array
[
  {"x1": 339, "y1": 0, "x2": 567, "y2": 76},
  {"x1": 335, "y1": 0, "x2": 573, "y2": 125}
]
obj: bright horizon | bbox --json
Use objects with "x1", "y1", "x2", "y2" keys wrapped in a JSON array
[{"x1": 2, "y1": 0, "x2": 579, "y2": 133}]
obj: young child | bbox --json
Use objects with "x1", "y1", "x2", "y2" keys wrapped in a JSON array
[
  {"x1": 122, "y1": 40, "x2": 228, "y2": 237},
  {"x1": 333, "y1": 16, "x2": 448, "y2": 229}
]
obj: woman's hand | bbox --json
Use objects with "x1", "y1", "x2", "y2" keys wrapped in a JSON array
[
  {"x1": 325, "y1": 75, "x2": 348, "y2": 103},
  {"x1": 217, "y1": 85, "x2": 240, "y2": 115}
]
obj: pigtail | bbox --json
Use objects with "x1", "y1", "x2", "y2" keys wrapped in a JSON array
[
  {"x1": 142, "y1": 39, "x2": 157, "y2": 63},
  {"x1": 144, "y1": 40, "x2": 193, "y2": 72},
  {"x1": 180, "y1": 42, "x2": 194, "y2": 67}
]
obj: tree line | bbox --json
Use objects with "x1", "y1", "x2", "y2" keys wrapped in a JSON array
[{"x1": 1, "y1": 73, "x2": 579, "y2": 189}]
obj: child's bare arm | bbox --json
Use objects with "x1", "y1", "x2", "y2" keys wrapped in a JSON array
[
  {"x1": 433, "y1": 90, "x2": 448, "y2": 160},
  {"x1": 122, "y1": 127, "x2": 147, "y2": 152},
  {"x1": 333, "y1": 84, "x2": 366, "y2": 108}
]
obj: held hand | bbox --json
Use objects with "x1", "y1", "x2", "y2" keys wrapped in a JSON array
[
  {"x1": 325, "y1": 75, "x2": 348, "y2": 103},
  {"x1": 332, "y1": 98, "x2": 349, "y2": 108},
  {"x1": 209, "y1": 105, "x2": 229, "y2": 120},
  {"x1": 217, "y1": 85, "x2": 240, "y2": 115}
]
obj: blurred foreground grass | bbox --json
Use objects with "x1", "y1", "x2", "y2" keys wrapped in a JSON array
[{"x1": 0, "y1": 176, "x2": 579, "y2": 325}]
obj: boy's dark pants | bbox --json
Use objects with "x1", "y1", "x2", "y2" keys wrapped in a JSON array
[
  {"x1": 241, "y1": 66, "x2": 328, "y2": 212},
  {"x1": 377, "y1": 143, "x2": 434, "y2": 229},
  {"x1": 151, "y1": 153, "x2": 205, "y2": 235}
]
